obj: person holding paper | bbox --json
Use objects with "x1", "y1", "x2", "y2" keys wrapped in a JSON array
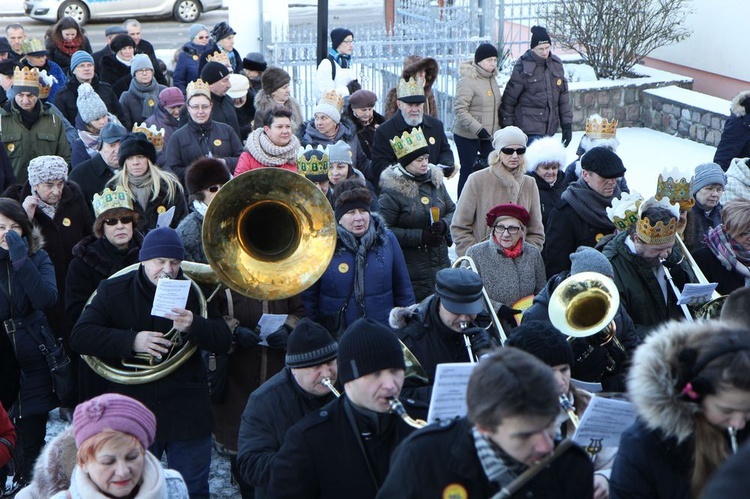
[
  {"x1": 378, "y1": 126, "x2": 455, "y2": 301},
  {"x1": 610, "y1": 320, "x2": 750, "y2": 499},
  {"x1": 506, "y1": 321, "x2": 615, "y2": 498},
  {"x1": 378, "y1": 347, "x2": 593, "y2": 499},
  {"x1": 70, "y1": 227, "x2": 233, "y2": 498}
]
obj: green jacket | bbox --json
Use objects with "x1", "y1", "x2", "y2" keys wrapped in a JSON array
[
  {"x1": 602, "y1": 232, "x2": 696, "y2": 339},
  {"x1": 0, "y1": 101, "x2": 71, "y2": 184}
]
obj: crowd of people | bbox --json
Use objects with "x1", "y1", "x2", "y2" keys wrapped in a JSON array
[{"x1": 0, "y1": 15, "x2": 747, "y2": 499}]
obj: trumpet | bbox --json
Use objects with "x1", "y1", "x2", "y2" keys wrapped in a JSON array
[
  {"x1": 728, "y1": 426, "x2": 738, "y2": 454},
  {"x1": 321, "y1": 377, "x2": 340, "y2": 397},
  {"x1": 388, "y1": 397, "x2": 427, "y2": 429},
  {"x1": 559, "y1": 394, "x2": 580, "y2": 429},
  {"x1": 459, "y1": 321, "x2": 478, "y2": 363}
]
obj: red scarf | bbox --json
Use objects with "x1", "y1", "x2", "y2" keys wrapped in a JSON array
[
  {"x1": 55, "y1": 37, "x2": 82, "y2": 56},
  {"x1": 493, "y1": 235, "x2": 524, "y2": 259}
]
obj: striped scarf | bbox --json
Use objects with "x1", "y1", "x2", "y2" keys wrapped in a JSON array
[
  {"x1": 471, "y1": 426, "x2": 526, "y2": 488},
  {"x1": 705, "y1": 225, "x2": 750, "y2": 285}
]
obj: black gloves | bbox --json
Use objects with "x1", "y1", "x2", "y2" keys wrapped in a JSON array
[
  {"x1": 497, "y1": 305, "x2": 522, "y2": 323},
  {"x1": 429, "y1": 220, "x2": 447, "y2": 236},
  {"x1": 463, "y1": 326, "x2": 493, "y2": 355},
  {"x1": 477, "y1": 128, "x2": 492, "y2": 141},
  {"x1": 234, "y1": 326, "x2": 261, "y2": 349},
  {"x1": 5, "y1": 231, "x2": 27, "y2": 265},
  {"x1": 266, "y1": 323, "x2": 292, "y2": 350},
  {"x1": 421, "y1": 229, "x2": 444, "y2": 248},
  {"x1": 561, "y1": 124, "x2": 572, "y2": 148}
]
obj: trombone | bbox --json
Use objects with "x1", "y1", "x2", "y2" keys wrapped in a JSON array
[{"x1": 451, "y1": 256, "x2": 507, "y2": 344}]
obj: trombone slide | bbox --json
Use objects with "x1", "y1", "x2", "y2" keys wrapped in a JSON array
[{"x1": 459, "y1": 321, "x2": 478, "y2": 363}]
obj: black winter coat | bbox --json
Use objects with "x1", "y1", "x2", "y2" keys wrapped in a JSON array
[
  {"x1": 345, "y1": 108, "x2": 385, "y2": 160},
  {"x1": 0, "y1": 140, "x2": 16, "y2": 194},
  {"x1": 528, "y1": 169, "x2": 567, "y2": 229},
  {"x1": 714, "y1": 91, "x2": 750, "y2": 171},
  {"x1": 123, "y1": 178, "x2": 188, "y2": 233},
  {"x1": 45, "y1": 36, "x2": 93, "y2": 74},
  {"x1": 693, "y1": 246, "x2": 745, "y2": 296},
  {"x1": 97, "y1": 53, "x2": 131, "y2": 98},
  {"x1": 684, "y1": 202, "x2": 722, "y2": 252},
  {"x1": 134, "y1": 39, "x2": 168, "y2": 86},
  {"x1": 0, "y1": 322, "x2": 19, "y2": 410},
  {"x1": 378, "y1": 417, "x2": 594, "y2": 499},
  {"x1": 267, "y1": 395, "x2": 424, "y2": 499},
  {"x1": 164, "y1": 118, "x2": 243, "y2": 183},
  {"x1": 370, "y1": 111, "x2": 454, "y2": 188},
  {"x1": 70, "y1": 266, "x2": 233, "y2": 441},
  {"x1": 197, "y1": 42, "x2": 242, "y2": 75},
  {"x1": 68, "y1": 153, "x2": 115, "y2": 218},
  {"x1": 53, "y1": 74, "x2": 126, "y2": 126},
  {"x1": 236, "y1": 368, "x2": 336, "y2": 497}
]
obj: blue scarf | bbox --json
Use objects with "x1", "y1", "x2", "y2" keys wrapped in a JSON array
[{"x1": 328, "y1": 48, "x2": 350, "y2": 69}]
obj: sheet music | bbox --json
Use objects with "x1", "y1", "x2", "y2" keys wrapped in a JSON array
[
  {"x1": 150, "y1": 278, "x2": 190, "y2": 318},
  {"x1": 257, "y1": 314, "x2": 288, "y2": 347},
  {"x1": 427, "y1": 363, "x2": 476, "y2": 424},
  {"x1": 572, "y1": 395, "x2": 637, "y2": 448}
]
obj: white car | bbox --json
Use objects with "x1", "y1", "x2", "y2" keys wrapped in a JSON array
[{"x1": 23, "y1": 0, "x2": 223, "y2": 24}]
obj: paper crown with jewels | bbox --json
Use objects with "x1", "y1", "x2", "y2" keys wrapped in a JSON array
[
  {"x1": 655, "y1": 167, "x2": 695, "y2": 211},
  {"x1": 389, "y1": 127, "x2": 429, "y2": 160},
  {"x1": 397, "y1": 76, "x2": 425, "y2": 100},
  {"x1": 132, "y1": 122, "x2": 165, "y2": 150},
  {"x1": 296, "y1": 145, "x2": 330, "y2": 182},
  {"x1": 636, "y1": 196, "x2": 680, "y2": 245},
  {"x1": 92, "y1": 186, "x2": 133, "y2": 218},
  {"x1": 21, "y1": 37, "x2": 46, "y2": 56},
  {"x1": 206, "y1": 50, "x2": 231, "y2": 68},
  {"x1": 186, "y1": 79, "x2": 211, "y2": 101},
  {"x1": 13, "y1": 66, "x2": 39, "y2": 89},
  {"x1": 318, "y1": 89, "x2": 344, "y2": 114},
  {"x1": 606, "y1": 191, "x2": 644, "y2": 232},
  {"x1": 585, "y1": 114, "x2": 618, "y2": 140},
  {"x1": 37, "y1": 70, "x2": 55, "y2": 99}
]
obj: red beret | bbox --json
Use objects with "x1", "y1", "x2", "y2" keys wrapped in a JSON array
[{"x1": 485, "y1": 203, "x2": 530, "y2": 227}]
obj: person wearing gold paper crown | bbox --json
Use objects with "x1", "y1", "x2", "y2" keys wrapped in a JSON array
[
  {"x1": 602, "y1": 197, "x2": 698, "y2": 338},
  {"x1": 378, "y1": 126, "x2": 455, "y2": 301},
  {"x1": 299, "y1": 89, "x2": 370, "y2": 175},
  {"x1": 0, "y1": 67, "x2": 70, "y2": 184},
  {"x1": 653, "y1": 167, "x2": 695, "y2": 243},
  {"x1": 296, "y1": 145, "x2": 332, "y2": 198},
  {"x1": 19, "y1": 37, "x2": 64, "y2": 103},
  {"x1": 370, "y1": 76, "x2": 454, "y2": 188}
]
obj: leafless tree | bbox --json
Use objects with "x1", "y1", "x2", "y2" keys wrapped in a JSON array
[{"x1": 544, "y1": 0, "x2": 693, "y2": 79}]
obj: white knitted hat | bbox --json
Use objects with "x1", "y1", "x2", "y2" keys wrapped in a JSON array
[{"x1": 28, "y1": 155, "x2": 68, "y2": 187}]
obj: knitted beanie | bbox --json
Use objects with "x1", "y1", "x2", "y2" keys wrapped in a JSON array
[
  {"x1": 330, "y1": 28, "x2": 354, "y2": 50},
  {"x1": 139, "y1": 226, "x2": 185, "y2": 262},
  {"x1": 474, "y1": 43, "x2": 498, "y2": 64},
  {"x1": 492, "y1": 126, "x2": 528, "y2": 151},
  {"x1": 337, "y1": 318, "x2": 404, "y2": 384},
  {"x1": 530, "y1": 25, "x2": 551, "y2": 49},
  {"x1": 314, "y1": 92, "x2": 343, "y2": 124},
  {"x1": 76, "y1": 82, "x2": 107, "y2": 124},
  {"x1": 70, "y1": 50, "x2": 94, "y2": 73},
  {"x1": 185, "y1": 157, "x2": 231, "y2": 195},
  {"x1": 201, "y1": 61, "x2": 230, "y2": 85},
  {"x1": 118, "y1": 132, "x2": 156, "y2": 167},
  {"x1": 261, "y1": 67, "x2": 291, "y2": 96},
  {"x1": 211, "y1": 22, "x2": 236, "y2": 43},
  {"x1": 188, "y1": 24, "x2": 208, "y2": 42},
  {"x1": 569, "y1": 246, "x2": 614, "y2": 278},
  {"x1": 130, "y1": 54, "x2": 153, "y2": 76},
  {"x1": 691, "y1": 162, "x2": 726, "y2": 196},
  {"x1": 327, "y1": 140, "x2": 353, "y2": 165},
  {"x1": 28, "y1": 155, "x2": 68, "y2": 187},
  {"x1": 73, "y1": 393, "x2": 156, "y2": 450},
  {"x1": 285, "y1": 319, "x2": 338, "y2": 368},
  {"x1": 334, "y1": 182, "x2": 371, "y2": 221},
  {"x1": 505, "y1": 320, "x2": 574, "y2": 367}
]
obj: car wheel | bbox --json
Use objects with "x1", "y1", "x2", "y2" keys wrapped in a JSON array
[
  {"x1": 59, "y1": 0, "x2": 89, "y2": 25},
  {"x1": 173, "y1": 0, "x2": 201, "y2": 23}
]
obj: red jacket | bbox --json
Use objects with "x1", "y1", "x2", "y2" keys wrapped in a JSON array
[
  {"x1": 0, "y1": 404, "x2": 15, "y2": 466},
  {"x1": 234, "y1": 151, "x2": 297, "y2": 175}
]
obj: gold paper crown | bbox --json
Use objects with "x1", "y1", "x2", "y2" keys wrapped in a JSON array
[
  {"x1": 92, "y1": 186, "x2": 133, "y2": 218},
  {"x1": 13, "y1": 67, "x2": 39, "y2": 89},
  {"x1": 389, "y1": 127, "x2": 429, "y2": 160},
  {"x1": 21, "y1": 37, "x2": 46, "y2": 55},
  {"x1": 636, "y1": 197, "x2": 680, "y2": 245},
  {"x1": 132, "y1": 122, "x2": 166, "y2": 150},
  {"x1": 206, "y1": 50, "x2": 231, "y2": 68},
  {"x1": 37, "y1": 70, "x2": 52, "y2": 99},
  {"x1": 296, "y1": 145, "x2": 329, "y2": 179},
  {"x1": 186, "y1": 79, "x2": 211, "y2": 101},
  {"x1": 606, "y1": 191, "x2": 644, "y2": 232},
  {"x1": 318, "y1": 90, "x2": 344, "y2": 114},
  {"x1": 655, "y1": 169, "x2": 695, "y2": 211},
  {"x1": 396, "y1": 76, "x2": 425, "y2": 99},
  {"x1": 585, "y1": 114, "x2": 618, "y2": 139}
]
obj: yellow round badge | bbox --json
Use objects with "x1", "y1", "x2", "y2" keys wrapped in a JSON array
[
  {"x1": 595, "y1": 233, "x2": 604, "y2": 242},
  {"x1": 429, "y1": 137, "x2": 436, "y2": 145},
  {"x1": 338, "y1": 263, "x2": 349, "y2": 273},
  {"x1": 148, "y1": 99, "x2": 155, "y2": 107},
  {"x1": 157, "y1": 206, "x2": 166, "y2": 214},
  {"x1": 192, "y1": 55, "x2": 199, "y2": 61},
  {"x1": 486, "y1": 90, "x2": 492, "y2": 97},
  {"x1": 62, "y1": 218, "x2": 71, "y2": 227},
  {"x1": 6, "y1": 144, "x2": 13, "y2": 153},
  {"x1": 557, "y1": 78, "x2": 563, "y2": 86},
  {"x1": 213, "y1": 139, "x2": 222, "y2": 147},
  {"x1": 420, "y1": 196, "x2": 430, "y2": 205},
  {"x1": 442, "y1": 483, "x2": 468, "y2": 499}
]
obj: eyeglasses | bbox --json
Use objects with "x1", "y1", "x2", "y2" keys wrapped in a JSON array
[
  {"x1": 188, "y1": 104, "x2": 210, "y2": 111},
  {"x1": 500, "y1": 147, "x2": 526, "y2": 156},
  {"x1": 134, "y1": 68, "x2": 152, "y2": 74},
  {"x1": 103, "y1": 216, "x2": 134, "y2": 226},
  {"x1": 701, "y1": 186, "x2": 725, "y2": 193},
  {"x1": 493, "y1": 225, "x2": 521, "y2": 235},
  {"x1": 342, "y1": 39, "x2": 354, "y2": 44},
  {"x1": 206, "y1": 185, "x2": 221, "y2": 193}
]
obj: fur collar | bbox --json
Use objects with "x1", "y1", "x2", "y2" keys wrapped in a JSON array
[
  {"x1": 379, "y1": 164, "x2": 445, "y2": 197},
  {"x1": 20, "y1": 427, "x2": 76, "y2": 497},
  {"x1": 389, "y1": 296, "x2": 432, "y2": 330},
  {"x1": 26, "y1": 226, "x2": 45, "y2": 254},
  {"x1": 485, "y1": 161, "x2": 526, "y2": 204},
  {"x1": 730, "y1": 90, "x2": 750, "y2": 118}
]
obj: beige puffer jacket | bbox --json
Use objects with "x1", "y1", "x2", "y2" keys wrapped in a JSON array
[{"x1": 452, "y1": 60, "x2": 501, "y2": 139}]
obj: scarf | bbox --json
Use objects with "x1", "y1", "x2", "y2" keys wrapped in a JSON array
[
  {"x1": 129, "y1": 170, "x2": 153, "y2": 210},
  {"x1": 561, "y1": 178, "x2": 619, "y2": 231},
  {"x1": 246, "y1": 128, "x2": 300, "y2": 167},
  {"x1": 128, "y1": 77, "x2": 160, "y2": 120},
  {"x1": 471, "y1": 426, "x2": 527, "y2": 488},
  {"x1": 337, "y1": 221, "x2": 378, "y2": 310},
  {"x1": 35, "y1": 194, "x2": 58, "y2": 220},
  {"x1": 14, "y1": 100, "x2": 41, "y2": 131},
  {"x1": 328, "y1": 48, "x2": 351, "y2": 69},
  {"x1": 192, "y1": 200, "x2": 208, "y2": 218},
  {"x1": 705, "y1": 225, "x2": 750, "y2": 285},
  {"x1": 78, "y1": 129, "x2": 99, "y2": 157},
  {"x1": 55, "y1": 37, "x2": 82, "y2": 56},
  {"x1": 65, "y1": 452, "x2": 167, "y2": 499},
  {"x1": 116, "y1": 55, "x2": 133, "y2": 67},
  {"x1": 493, "y1": 235, "x2": 523, "y2": 259}
]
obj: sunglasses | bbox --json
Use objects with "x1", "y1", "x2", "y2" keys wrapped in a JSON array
[
  {"x1": 197, "y1": 36, "x2": 209, "y2": 39},
  {"x1": 103, "y1": 216, "x2": 134, "y2": 226},
  {"x1": 500, "y1": 147, "x2": 526, "y2": 155},
  {"x1": 206, "y1": 185, "x2": 221, "y2": 193}
]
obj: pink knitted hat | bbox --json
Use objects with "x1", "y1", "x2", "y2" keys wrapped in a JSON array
[{"x1": 73, "y1": 393, "x2": 156, "y2": 449}]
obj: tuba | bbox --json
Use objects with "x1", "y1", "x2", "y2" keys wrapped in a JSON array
[{"x1": 82, "y1": 169, "x2": 338, "y2": 384}]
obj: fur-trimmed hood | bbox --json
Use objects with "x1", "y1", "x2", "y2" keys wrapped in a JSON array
[
  {"x1": 379, "y1": 164, "x2": 446, "y2": 197},
  {"x1": 730, "y1": 90, "x2": 750, "y2": 118},
  {"x1": 401, "y1": 55, "x2": 439, "y2": 89},
  {"x1": 15, "y1": 427, "x2": 76, "y2": 499},
  {"x1": 627, "y1": 320, "x2": 726, "y2": 443},
  {"x1": 252, "y1": 90, "x2": 304, "y2": 129},
  {"x1": 26, "y1": 226, "x2": 45, "y2": 255},
  {"x1": 389, "y1": 296, "x2": 431, "y2": 330},
  {"x1": 458, "y1": 59, "x2": 496, "y2": 80}
]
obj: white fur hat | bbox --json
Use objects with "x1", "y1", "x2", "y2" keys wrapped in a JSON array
[{"x1": 525, "y1": 136, "x2": 568, "y2": 172}]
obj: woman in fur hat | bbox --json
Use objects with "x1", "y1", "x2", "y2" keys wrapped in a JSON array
[
  {"x1": 378, "y1": 127, "x2": 454, "y2": 301},
  {"x1": 525, "y1": 135, "x2": 569, "y2": 230},
  {"x1": 97, "y1": 34, "x2": 136, "y2": 98},
  {"x1": 383, "y1": 55, "x2": 439, "y2": 120},
  {"x1": 610, "y1": 321, "x2": 750, "y2": 498},
  {"x1": 252, "y1": 67, "x2": 304, "y2": 132}
]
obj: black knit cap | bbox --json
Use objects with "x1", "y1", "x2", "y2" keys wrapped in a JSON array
[
  {"x1": 334, "y1": 179, "x2": 371, "y2": 222},
  {"x1": 243, "y1": 52, "x2": 267, "y2": 72},
  {"x1": 581, "y1": 146, "x2": 626, "y2": 179},
  {"x1": 530, "y1": 26, "x2": 551, "y2": 49},
  {"x1": 185, "y1": 157, "x2": 231, "y2": 195},
  {"x1": 211, "y1": 22, "x2": 236, "y2": 43},
  {"x1": 286, "y1": 319, "x2": 338, "y2": 368},
  {"x1": 337, "y1": 318, "x2": 405, "y2": 385},
  {"x1": 330, "y1": 28, "x2": 353, "y2": 50},
  {"x1": 201, "y1": 61, "x2": 230, "y2": 85},
  {"x1": 505, "y1": 320, "x2": 574, "y2": 367},
  {"x1": 110, "y1": 34, "x2": 136, "y2": 54},
  {"x1": 118, "y1": 132, "x2": 156, "y2": 167},
  {"x1": 474, "y1": 43, "x2": 498, "y2": 64}
]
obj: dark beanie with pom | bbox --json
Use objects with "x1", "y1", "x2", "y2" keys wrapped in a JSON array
[{"x1": 505, "y1": 320, "x2": 574, "y2": 367}]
